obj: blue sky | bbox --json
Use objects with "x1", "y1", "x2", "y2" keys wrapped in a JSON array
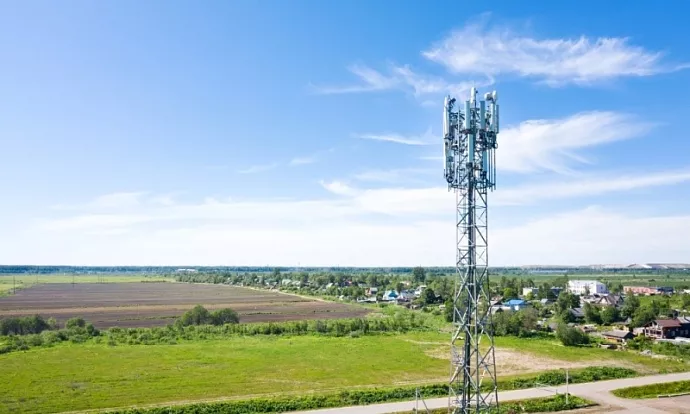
[{"x1": 2, "y1": 1, "x2": 690, "y2": 266}]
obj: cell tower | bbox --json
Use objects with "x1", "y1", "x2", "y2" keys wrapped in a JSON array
[{"x1": 443, "y1": 87, "x2": 500, "y2": 413}]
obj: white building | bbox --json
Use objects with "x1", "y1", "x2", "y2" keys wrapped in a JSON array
[
  {"x1": 522, "y1": 287, "x2": 539, "y2": 297},
  {"x1": 567, "y1": 280, "x2": 608, "y2": 296}
]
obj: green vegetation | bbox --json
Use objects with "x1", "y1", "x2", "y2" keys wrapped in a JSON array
[
  {"x1": 176, "y1": 305, "x2": 240, "y2": 327},
  {"x1": 0, "y1": 318, "x2": 100, "y2": 354},
  {"x1": 555, "y1": 323, "x2": 590, "y2": 346},
  {"x1": 109, "y1": 392, "x2": 593, "y2": 414},
  {"x1": 0, "y1": 337, "x2": 627, "y2": 414},
  {"x1": 0, "y1": 308, "x2": 430, "y2": 354},
  {"x1": 0, "y1": 315, "x2": 55, "y2": 335},
  {"x1": 612, "y1": 380, "x2": 690, "y2": 399},
  {"x1": 499, "y1": 366, "x2": 635, "y2": 389},
  {"x1": 399, "y1": 395, "x2": 593, "y2": 414},
  {"x1": 0, "y1": 334, "x2": 449, "y2": 414},
  {"x1": 492, "y1": 308, "x2": 539, "y2": 337},
  {"x1": 0, "y1": 324, "x2": 640, "y2": 414}
]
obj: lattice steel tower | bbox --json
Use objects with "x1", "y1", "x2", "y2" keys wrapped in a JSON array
[{"x1": 443, "y1": 87, "x2": 500, "y2": 413}]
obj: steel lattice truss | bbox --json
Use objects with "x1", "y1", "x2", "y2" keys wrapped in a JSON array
[{"x1": 443, "y1": 89, "x2": 499, "y2": 414}]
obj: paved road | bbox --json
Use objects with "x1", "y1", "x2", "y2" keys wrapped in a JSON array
[{"x1": 292, "y1": 372, "x2": 690, "y2": 414}]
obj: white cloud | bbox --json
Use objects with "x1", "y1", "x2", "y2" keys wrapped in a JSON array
[
  {"x1": 289, "y1": 156, "x2": 317, "y2": 166},
  {"x1": 320, "y1": 180, "x2": 358, "y2": 196},
  {"x1": 423, "y1": 19, "x2": 688, "y2": 85},
  {"x1": 310, "y1": 64, "x2": 399, "y2": 94},
  {"x1": 493, "y1": 207, "x2": 690, "y2": 265},
  {"x1": 352, "y1": 168, "x2": 436, "y2": 184},
  {"x1": 16, "y1": 202, "x2": 690, "y2": 267},
  {"x1": 51, "y1": 192, "x2": 148, "y2": 210},
  {"x1": 312, "y1": 64, "x2": 486, "y2": 98},
  {"x1": 355, "y1": 127, "x2": 435, "y2": 146},
  {"x1": 498, "y1": 111, "x2": 654, "y2": 174},
  {"x1": 495, "y1": 169, "x2": 690, "y2": 205},
  {"x1": 16, "y1": 166, "x2": 690, "y2": 267},
  {"x1": 237, "y1": 163, "x2": 278, "y2": 174}
]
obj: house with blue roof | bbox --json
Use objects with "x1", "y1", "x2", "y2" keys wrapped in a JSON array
[{"x1": 505, "y1": 299, "x2": 529, "y2": 311}]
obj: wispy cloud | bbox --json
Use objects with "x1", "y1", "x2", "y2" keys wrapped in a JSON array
[
  {"x1": 311, "y1": 64, "x2": 486, "y2": 97},
  {"x1": 51, "y1": 192, "x2": 148, "y2": 210},
  {"x1": 355, "y1": 127, "x2": 435, "y2": 146},
  {"x1": 237, "y1": 163, "x2": 279, "y2": 174},
  {"x1": 27, "y1": 168, "x2": 690, "y2": 266},
  {"x1": 493, "y1": 207, "x2": 690, "y2": 265},
  {"x1": 310, "y1": 64, "x2": 399, "y2": 94},
  {"x1": 289, "y1": 156, "x2": 317, "y2": 166},
  {"x1": 352, "y1": 168, "x2": 436, "y2": 184},
  {"x1": 423, "y1": 18, "x2": 689, "y2": 86},
  {"x1": 495, "y1": 169, "x2": 690, "y2": 205},
  {"x1": 498, "y1": 111, "x2": 654, "y2": 174},
  {"x1": 320, "y1": 180, "x2": 357, "y2": 196},
  {"x1": 420, "y1": 155, "x2": 443, "y2": 162}
]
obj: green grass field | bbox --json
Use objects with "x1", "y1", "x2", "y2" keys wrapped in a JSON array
[
  {"x1": 0, "y1": 334, "x2": 448, "y2": 414},
  {"x1": 612, "y1": 380, "x2": 690, "y2": 399},
  {"x1": 1, "y1": 331, "x2": 688, "y2": 414},
  {"x1": 0, "y1": 274, "x2": 173, "y2": 295}
]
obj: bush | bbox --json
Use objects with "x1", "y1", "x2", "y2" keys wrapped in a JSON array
[
  {"x1": 176, "y1": 305, "x2": 239, "y2": 327},
  {"x1": 211, "y1": 308, "x2": 239, "y2": 325},
  {"x1": 556, "y1": 324, "x2": 590, "y2": 346},
  {"x1": 105, "y1": 383, "x2": 595, "y2": 414},
  {"x1": 66, "y1": 317, "x2": 86, "y2": 329},
  {"x1": 0, "y1": 315, "x2": 52, "y2": 335}
]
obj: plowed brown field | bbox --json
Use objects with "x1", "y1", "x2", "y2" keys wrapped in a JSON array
[{"x1": 0, "y1": 283, "x2": 367, "y2": 328}]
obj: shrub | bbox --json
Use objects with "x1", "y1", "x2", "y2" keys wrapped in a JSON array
[
  {"x1": 66, "y1": 317, "x2": 86, "y2": 329},
  {"x1": 211, "y1": 308, "x2": 239, "y2": 325},
  {"x1": 556, "y1": 324, "x2": 589, "y2": 346},
  {"x1": 0, "y1": 315, "x2": 52, "y2": 335}
]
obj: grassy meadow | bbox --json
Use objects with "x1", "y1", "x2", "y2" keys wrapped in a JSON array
[
  {"x1": 612, "y1": 380, "x2": 690, "y2": 399},
  {"x1": 1, "y1": 330, "x2": 689, "y2": 414},
  {"x1": 0, "y1": 334, "x2": 448, "y2": 414}
]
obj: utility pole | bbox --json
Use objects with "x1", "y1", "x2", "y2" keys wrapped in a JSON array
[{"x1": 566, "y1": 368, "x2": 569, "y2": 404}]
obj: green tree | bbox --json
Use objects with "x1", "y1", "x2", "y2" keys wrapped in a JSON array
[
  {"x1": 211, "y1": 308, "x2": 240, "y2": 325},
  {"x1": 631, "y1": 305, "x2": 658, "y2": 328},
  {"x1": 66, "y1": 317, "x2": 86, "y2": 329},
  {"x1": 178, "y1": 305, "x2": 214, "y2": 326},
  {"x1": 444, "y1": 298, "x2": 454, "y2": 322},
  {"x1": 518, "y1": 307, "x2": 539, "y2": 333},
  {"x1": 555, "y1": 291, "x2": 579, "y2": 313},
  {"x1": 502, "y1": 287, "x2": 518, "y2": 300},
  {"x1": 621, "y1": 295, "x2": 641, "y2": 319},
  {"x1": 600, "y1": 306, "x2": 620, "y2": 325},
  {"x1": 299, "y1": 272, "x2": 309, "y2": 285},
  {"x1": 583, "y1": 303, "x2": 602, "y2": 324},
  {"x1": 556, "y1": 324, "x2": 590, "y2": 346},
  {"x1": 421, "y1": 287, "x2": 436, "y2": 305},
  {"x1": 682, "y1": 294, "x2": 690, "y2": 310},
  {"x1": 396, "y1": 282, "x2": 405, "y2": 295},
  {"x1": 412, "y1": 267, "x2": 426, "y2": 284},
  {"x1": 559, "y1": 309, "x2": 576, "y2": 324}
]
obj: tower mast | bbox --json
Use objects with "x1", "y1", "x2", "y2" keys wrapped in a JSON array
[{"x1": 443, "y1": 88, "x2": 500, "y2": 413}]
